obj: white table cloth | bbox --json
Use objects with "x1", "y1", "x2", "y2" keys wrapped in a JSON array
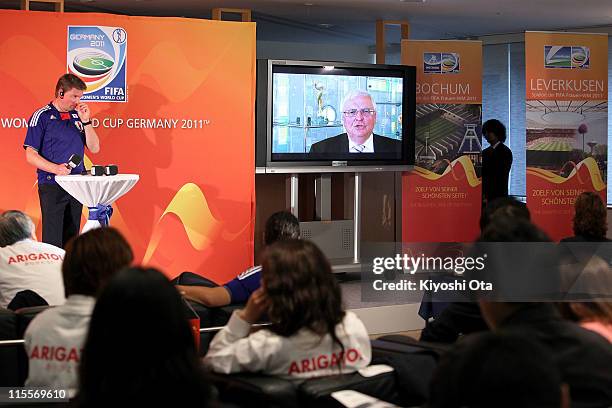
[{"x1": 55, "y1": 174, "x2": 139, "y2": 233}]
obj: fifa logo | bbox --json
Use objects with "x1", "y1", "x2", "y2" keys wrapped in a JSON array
[{"x1": 67, "y1": 26, "x2": 128, "y2": 102}]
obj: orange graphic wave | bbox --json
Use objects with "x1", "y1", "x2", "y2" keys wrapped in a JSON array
[
  {"x1": 136, "y1": 42, "x2": 216, "y2": 103},
  {"x1": 412, "y1": 155, "x2": 481, "y2": 188},
  {"x1": 142, "y1": 183, "x2": 222, "y2": 264},
  {"x1": 526, "y1": 157, "x2": 605, "y2": 191}
]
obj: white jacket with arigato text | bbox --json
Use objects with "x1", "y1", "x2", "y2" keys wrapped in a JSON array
[
  {"x1": 24, "y1": 295, "x2": 95, "y2": 397},
  {"x1": 204, "y1": 310, "x2": 371, "y2": 378}
]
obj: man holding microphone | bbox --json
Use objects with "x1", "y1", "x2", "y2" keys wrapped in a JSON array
[{"x1": 23, "y1": 74, "x2": 100, "y2": 248}]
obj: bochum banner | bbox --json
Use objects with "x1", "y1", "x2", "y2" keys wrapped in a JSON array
[
  {"x1": 525, "y1": 31, "x2": 608, "y2": 240},
  {"x1": 0, "y1": 10, "x2": 256, "y2": 283},
  {"x1": 401, "y1": 40, "x2": 483, "y2": 242}
]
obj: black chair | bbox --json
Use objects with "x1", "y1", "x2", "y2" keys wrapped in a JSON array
[
  {"x1": 371, "y1": 335, "x2": 450, "y2": 406},
  {"x1": 298, "y1": 369, "x2": 400, "y2": 407},
  {"x1": 7, "y1": 290, "x2": 48, "y2": 311},
  {"x1": 209, "y1": 367, "x2": 400, "y2": 408},
  {"x1": 210, "y1": 372, "x2": 299, "y2": 408},
  {"x1": 0, "y1": 308, "x2": 20, "y2": 386}
]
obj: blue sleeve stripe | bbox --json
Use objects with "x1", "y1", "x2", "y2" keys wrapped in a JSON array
[{"x1": 30, "y1": 106, "x2": 50, "y2": 127}]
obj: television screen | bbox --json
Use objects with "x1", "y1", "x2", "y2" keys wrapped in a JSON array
[{"x1": 256, "y1": 60, "x2": 416, "y2": 172}]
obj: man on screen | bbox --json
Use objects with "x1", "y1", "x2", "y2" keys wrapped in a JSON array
[
  {"x1": 23, "y1": 74, "x2": 100, "y2": 248},
  {"x1": 309, "y1": 90, "x2": 401, "y2": 154}
]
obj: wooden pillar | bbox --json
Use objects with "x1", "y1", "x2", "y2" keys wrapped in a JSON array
[
  {"x1": 21, "y1": 0, "x2": 64, "y2": 12},
  {"x1": 375, "y1": 20, "x2": 410, "y2": 64},
  {"x1": 211, "y1": 8, "x2": 251, "y2": 22},
  {"x1": 375, "y1": 20, "x2": 410, "y2": 243}
]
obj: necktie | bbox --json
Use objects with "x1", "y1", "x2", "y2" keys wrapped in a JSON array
[{"x1": 351, "y1": 144, "x2": 366, "y2": 153}]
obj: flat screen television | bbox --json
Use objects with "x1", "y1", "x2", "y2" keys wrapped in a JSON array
[{"x1": 256, "y1": 60, "x2": 416, "y2": 173}]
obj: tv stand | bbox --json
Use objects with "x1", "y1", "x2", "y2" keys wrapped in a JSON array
[{"x1": 287, "y1": 172, "x2": 362, "y2": 265}]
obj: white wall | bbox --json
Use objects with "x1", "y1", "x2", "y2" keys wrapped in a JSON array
[{"x1": 257, "y1": 40, "x2": 373, "y2": 63}]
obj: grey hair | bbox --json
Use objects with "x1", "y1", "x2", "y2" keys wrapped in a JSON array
[
  {"x1": 341, "y1": 90, "x2": 377, "y2": 112},
  {"x1": 0, "y1": 210, "x2": 35, "y2": 247}
]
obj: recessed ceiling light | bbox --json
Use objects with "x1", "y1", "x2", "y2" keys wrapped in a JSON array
[
  {"x1": 318, "y1": 23, "x2": 334, "y2": 28},
  {"x1": 399, "y1": 0, "x2": 426, "y2": 3}
]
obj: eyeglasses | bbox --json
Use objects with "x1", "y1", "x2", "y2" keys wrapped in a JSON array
[{"x1": 342, "y1": 108, "x2": 376, "y2": 118}]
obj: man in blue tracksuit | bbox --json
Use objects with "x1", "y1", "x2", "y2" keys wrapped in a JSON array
[
  {"x1": 24, "y1": 74, "x2": 100, "y2": 248},
  {"x1": 176, "y1": 211, "x2": 300, "y2": 306}
]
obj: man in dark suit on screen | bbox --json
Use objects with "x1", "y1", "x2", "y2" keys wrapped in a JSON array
[
  {"x1": 481, "y1": 119, "x2": 513, "y2": 205},
  {"x1": 309, "y1": 90, "x2": 401, "y2": 154}
]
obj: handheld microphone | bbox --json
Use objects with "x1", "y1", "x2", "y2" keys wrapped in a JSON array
[{"x1": 66, "y1": 154, "x2": 82, "y2": 170}]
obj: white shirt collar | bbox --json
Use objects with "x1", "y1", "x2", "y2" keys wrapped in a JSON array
[
  {"x1": 348, "y1": 134, "x2": 374, "y2": 153},
  {"x1": 492, "y1": 141, "x2": 501, "y2": 149}
]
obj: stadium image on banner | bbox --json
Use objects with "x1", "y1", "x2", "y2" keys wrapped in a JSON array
[
  {"x1": 67, "y1": 25, "x2": 127, "y2": 102},
  {"x1": 415, "y1": 103, "x2": 482, "y2": 175},
  {"x1": 527, "y1": 100, "x2": 607, "y2": 180}
]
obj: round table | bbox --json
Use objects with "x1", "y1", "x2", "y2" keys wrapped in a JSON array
[{"x1": 55, "y1": 174, "x2": 139, "y2": 233}]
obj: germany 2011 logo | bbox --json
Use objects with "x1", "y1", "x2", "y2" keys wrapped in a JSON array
[{"x1": 67, "y1": 26, "x2": 127, "y2": 102}]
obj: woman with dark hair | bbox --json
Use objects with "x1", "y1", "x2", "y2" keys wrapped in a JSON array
[
  {"x1": 561, "y1": 192, "x2": 609, "y2": 242},
  {"x1": 204, "y1": 240, "x2": 371, "y2": 378},
  {"x1": 558, "y1": 255, "x2": 612, "y2": 342},
  {"x1": 25, "y1": 227, "x2": 133, "y2": 396},
  {"x1": 76, "y1": 267, "x2": 212, "y2": 407},
  {"x1": 557, "y1": 193, "x2": 612, "y2": 342}
]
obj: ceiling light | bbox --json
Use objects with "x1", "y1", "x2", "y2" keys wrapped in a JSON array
[
  {"x1": 323, "y1": 65, "x2": 335, "y2": 70},
  {"x1": 318, "y1": 23, "x2": 334, "y2": 28}
]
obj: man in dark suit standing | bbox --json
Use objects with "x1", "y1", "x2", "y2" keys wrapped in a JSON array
[
  {"x1": 309, "y1": 90, "x2": 401, "y2": 155},
  {"x1": 481, "y1": 119, "x2": 513, "y2": 205}
]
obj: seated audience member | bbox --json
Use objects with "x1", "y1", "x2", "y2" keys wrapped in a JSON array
[
  {"x1": 557, "y1": 255, "x2": 612, "y2": 343},
  {"x1": 477, "y1": 217, "x2": 612, "y2": 408},
  {"x1": 75, "y1": 267, "x2": 212, "y2": 407},
  {"x1": 0, "y1": 210, "x2": 65, "y2": 309},
  {"x1": 478, "y1": 196, "x2": 530, "y2": 233},
  {"x1": 429, "y1": 332, "x2": 569, "y2": 408},
  {"x1": 420, "y1": 198, "x2": 531, "y2": 343},
  {"x1": 24, "y1": 228, "x2": 133, "y2": 396},
  {"x1": 204, "y1": 240, "x2": 371, "y2": 378},
  {"x1": 176, "y1": 211, "x2": 300, "y2": 307},
  {"x1": 557, "y1": 192, "x2": 612, "y2": 342},
  {"x1": 561, "y1": 192, "x2": 610, "y2": 242}
]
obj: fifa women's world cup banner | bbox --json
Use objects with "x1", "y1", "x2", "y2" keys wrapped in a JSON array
[
  {"x1": 401, "y1": 40, "x2": 483, "y2": 242},
  {"x1": 525, "y1": 32, "x2": 608, "y2": 240},
  {"x1": 0, "y1": 10, "x2": 256, "y2": 282}
]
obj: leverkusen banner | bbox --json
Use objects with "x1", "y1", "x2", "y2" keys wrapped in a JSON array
[
  {"x1": 401, "y1": 40, "x2": 482, "y2": 242},
  {"x1": 0, "y1": 10, "x2": 256, "y2": 282},
  {"x1": 525, "y1": 32, "x2": 608, "y2": 240}
]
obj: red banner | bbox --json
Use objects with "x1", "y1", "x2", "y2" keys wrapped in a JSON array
[
  {"x1": 401, "y1": 40, "x2": 483, "y2": 242},
  {"x1": 0, "y1": 10, "x2": 256, "y2": 282},
  {"x1": 525, "y1": 32, "x2": 608, "y2": 240}
]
